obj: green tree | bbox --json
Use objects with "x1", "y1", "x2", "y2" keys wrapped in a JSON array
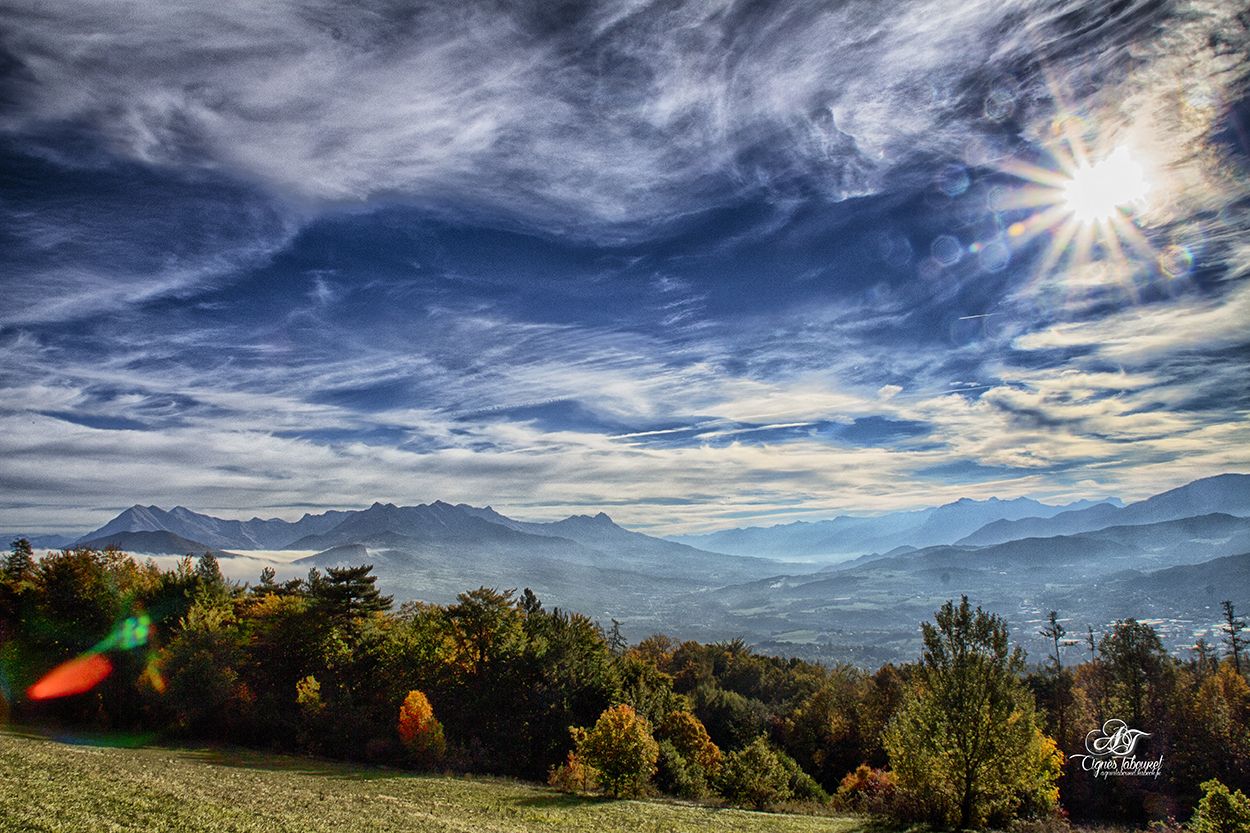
[
  {"x1": 4, "y1": 538, "x2": 35, "y2": 583},
  {"x1": 571, "y1": 704, "x2": 659, "y2": 797},
  {"x1": 312, "y1": 564, "x2": 393, "y2": 620},
  {"x1": 1, "y1": 539, "x2": 37, "y2": 642},
  {"x1": 162, "y1": 599, "x2": 248, "y2": 735},
  {"x1": 444, "y1": 587, "x2": 522, "y2": 677},
  {"x1": 883, "y1": 597, "x2": 1061, "y2": 829},
  {"x1": 1099, "y1": 618, "x2": 1171, "y2": 726},
  {"x1": 692, "y1": 683, "x2": 768, "y2": 751},
  {"x1": 1189, "y1": 779, "x2": 1250, "y2": 833},
  {"x1": 655, "y1": 740, "x2": 709, "y2": 799},
  {"x1": 34, "y1": 547, "x2": 125, "y2": 656},
  {"x1": 513, "y1": 605, "x2": 619, "y2": 777}
]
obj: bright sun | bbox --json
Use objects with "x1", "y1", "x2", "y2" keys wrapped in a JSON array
[
  {"x1": 1060, "y1": 145, "x2": 1150, "y2": 224},
  {"x1": 996, "y1": 131, "x2": 1164, "y2": 290}
]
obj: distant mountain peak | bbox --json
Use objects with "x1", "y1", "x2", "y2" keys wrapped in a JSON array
[{"x1": 558, "y1": 511, "x2": 618, "y2": 527}]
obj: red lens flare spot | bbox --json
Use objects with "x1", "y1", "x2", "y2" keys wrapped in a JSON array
[{"x1": 27, "y1": 654, "x2": 113, "y2": 701}]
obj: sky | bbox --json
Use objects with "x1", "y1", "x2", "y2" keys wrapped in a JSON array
[{"x1": 1, "y1": 0, "x2": 1248, "y2": 536}]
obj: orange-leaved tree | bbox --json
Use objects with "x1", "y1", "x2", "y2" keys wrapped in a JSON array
[{"x1": 397, "y1": 689, "x2": 446, "y2": 767}]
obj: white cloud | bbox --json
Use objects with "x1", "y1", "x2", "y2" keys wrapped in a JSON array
[
  {"x1": 1013, "y1": 280, "x2": 1250, "y2": 360},
  {"x1": 0, "y1": 0, "x2": 1181, "y2": 236}
]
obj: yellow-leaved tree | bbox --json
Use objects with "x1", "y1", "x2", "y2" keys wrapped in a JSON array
[{"x1": 571, "y1": 704, "x2": 659, "y2": 797}]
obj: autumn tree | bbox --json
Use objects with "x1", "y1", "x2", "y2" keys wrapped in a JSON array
[
  {"x1": 617, "y1": 652, "x2": 687, "y2": 724},
  {"x1": 657, "y1": 709, "x2": 722, "y2": 773},
  {"x1": 397, "y1": 689, "x2": 446, "y2": 767},
  {"x1": 1174, "y1": 662, "x2": 1250, "y2": 795},
  {"x1": 884, "y1": 597, "x2": 1061, "y2": 829},
  {"x1": 779, "y1": 669, "x2": 870, "y2": 789},
  {"x1": 571, "y1": 704, "x2": 659, "y2": 797}
]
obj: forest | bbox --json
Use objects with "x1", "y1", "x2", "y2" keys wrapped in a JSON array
[{"x1": 1, "y1": 539, "x2": 1248, "y2": 831}]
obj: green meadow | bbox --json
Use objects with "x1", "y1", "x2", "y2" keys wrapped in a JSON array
[{"x1": 0, "y1": 730, "x2": 872, "y2": 833}]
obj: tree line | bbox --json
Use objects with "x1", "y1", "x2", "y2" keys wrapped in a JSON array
[{"x1": 1, "y1": 540, "x2": 1248, "y2": 830}]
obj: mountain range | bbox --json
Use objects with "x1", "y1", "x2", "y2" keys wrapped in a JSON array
[
  {"x1": 17, "y1": 471, "x2": 1249, "y2": 662},
  {"x1": 69, "y1": 500, "x2": 787, "y2": 627},
  {"x1": 669, "y1": 495, "x2": 1122, "y2": 561},
  {"x1": 956, "y1": 473, "x2": 1250, "y2": 545}
]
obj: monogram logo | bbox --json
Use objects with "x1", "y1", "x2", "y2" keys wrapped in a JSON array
[
  {"x1": 1071, "y1": 719, "x2": 1163, "y2": 779},
  {"x1": 1084, "y1": 719, "x2": 1151, "y2": 757}
]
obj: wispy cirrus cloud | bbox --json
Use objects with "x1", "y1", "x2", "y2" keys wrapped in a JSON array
[
  {"x1": 0, "y1": 0, "x2": 1211, "y2": 237},
  {"x1": 0, "y1": 0, "x2": 1248, "y2": 537}
]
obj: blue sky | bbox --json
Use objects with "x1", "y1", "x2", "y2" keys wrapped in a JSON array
[{"x1": 1, "y1": 0, "x2": 1248, "y2": 534}]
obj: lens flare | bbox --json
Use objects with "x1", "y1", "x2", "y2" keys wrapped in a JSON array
[
  {"x1": 140, "y1": 652, "x2": 167, "y2": 694},
  {"x1": 25, "y1": 613, "x2": 155, "y2": 701},
  {"x1": 27, "y1": 654, "x2": 113, "y2": 700}
]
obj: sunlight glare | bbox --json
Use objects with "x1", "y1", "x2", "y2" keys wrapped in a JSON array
[{"x1": 1061, "y1": 146, "x2": 1150, "y2": 224}]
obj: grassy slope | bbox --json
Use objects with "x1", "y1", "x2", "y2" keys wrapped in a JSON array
[{"x1": 0, "y1": 730, "x2": 872, "y2": 833}]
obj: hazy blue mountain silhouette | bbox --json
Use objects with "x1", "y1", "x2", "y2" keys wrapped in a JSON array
[
  {"x1": 958, "y1": 473, "x2": 1250, "y2": 546},
  {"x1": 670, "y1": 495, "x2": 1118, "y2": 560}
]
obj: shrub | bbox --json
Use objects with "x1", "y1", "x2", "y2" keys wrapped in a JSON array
[
  {"x1": 1008, "y1": 819, "x2": 1073, "y2": 833},
  {"x1": 572, "y1": 704, "x2": 659, "y2": 797},
  {"x1": 655, "y1": 740, "x2": 709, "y2": 799},
  {"x1": 1189, "y1": 779, "x2": 1250, "y2": 833},
  {"x1": 548, "y1": 751, "x2": 600, "y2": 794},
  {"x1": 397, "y1": 689, "x2": 446, "y2": 767},
  {"x1": 836, "y1": 764, "x2": 897, "y2": 814},
  {"x1": 776, "y1": 747, "x2": 829, "y2": 804},
  {"x1": 717, "y1": 736, "x2": 793, "y2": 810}
]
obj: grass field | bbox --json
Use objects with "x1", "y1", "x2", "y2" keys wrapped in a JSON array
[{"x1": 0, "y1": 729, "x2": 875, "y2": 833}]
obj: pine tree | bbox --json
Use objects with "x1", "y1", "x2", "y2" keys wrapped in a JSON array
[
  {"x1": 312, "y1": 564, "x2": 393, "y2": 619},
  {"x1": 606, "y1": 619, "x2": 627, "y2": 656},
  {"x1": 4, "y1": 538, "x2": 35, "y2": 582},
  {"x1": 1040, "y1": 610, "x2": 1068, "y2": 672},
  {"x1": 1039, "y1": 610, "x2": 1076, "y2": 749},
  {"x1": 1221, "y1": 601, "x2": 1246, "y2": 675}
]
